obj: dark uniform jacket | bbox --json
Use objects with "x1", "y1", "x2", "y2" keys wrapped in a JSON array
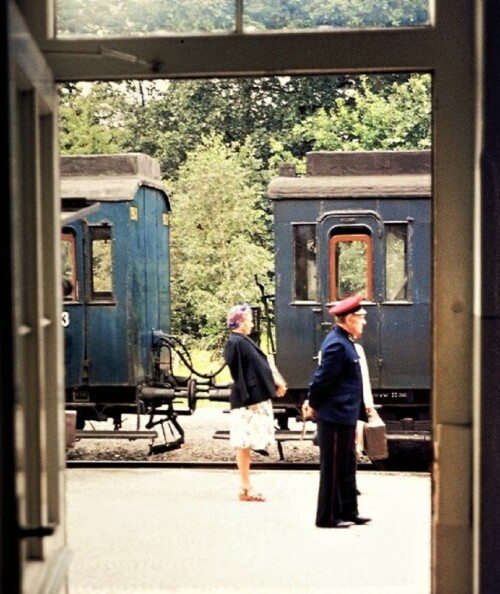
[
  {"x1": 223, "y1": 332, "x2": 277, "y2": 409},
  {"x1": 308, "y1": 325, "x2": 366, "y2": 425}
]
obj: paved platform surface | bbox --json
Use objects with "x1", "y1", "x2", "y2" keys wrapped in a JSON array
[{"x1": 66, "y1": 468, "x2": 431, "y2": 594}]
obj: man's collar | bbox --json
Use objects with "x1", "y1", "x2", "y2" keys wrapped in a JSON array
[{"x1": 335, "y1": 324, "x2": 355, "y2": 341}]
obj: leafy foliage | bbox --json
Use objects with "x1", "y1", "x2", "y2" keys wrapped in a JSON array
[
  {"x1": 124, "y1": 77, "x2": 350, "y2": 180},
  {"x1": 282, "y1": 74, "x2": 431, "y2": 153},
  {"x1": 58, "y1": 83, "x2": 134, "y2": 154},
  {"x1": 167, "y1": 134, "x2": 273, "y2": 344}
]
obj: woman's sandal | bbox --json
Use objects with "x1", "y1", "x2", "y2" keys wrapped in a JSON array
[{"x1": 239, "y1": 488, "x2": 266, "y2": 502}]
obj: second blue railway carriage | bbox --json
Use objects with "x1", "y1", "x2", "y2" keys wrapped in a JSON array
[{"x1": 267, "y1": 150, "x2": 432, "y2": 465}]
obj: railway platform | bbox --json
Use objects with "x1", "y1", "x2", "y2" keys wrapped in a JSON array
[{"x1": 66, "y1": 467, "x2": 431, "y2": 594}]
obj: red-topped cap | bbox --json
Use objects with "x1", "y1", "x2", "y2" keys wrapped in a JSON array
[{"x1": 328, "y1": 294, "x2": 366, "y2": 316}]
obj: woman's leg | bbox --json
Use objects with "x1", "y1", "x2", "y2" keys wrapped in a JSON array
[
  {"x1": 236, "y1": 447, "x2": 251, "y2": 491},
  {"x1": 236, "y1": 447, "x2": 265, "y2": 501}
]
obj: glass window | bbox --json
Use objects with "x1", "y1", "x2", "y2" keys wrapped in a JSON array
[
  {"x1": 89, "y1": 226, "x2": 114, "y2": 300},
  {"x1": 329, "y1": 232, "x2": 372, "y2": 300},
  {"x1": 56, "y1": 0, "x2": 234, "y2": 37},
  {"x1": 385, "y1": 223, "x2": 408, "y2": 300},
  {"x1": 61, "y1": 231, "x2": 77, "y2": 300},
  {"x1": 244, "y1": 0, "x2": 430, "y2": 32},
  {"x1": 293, "y1": 224, "x2": 317, "y2": 301},
  {"x1": 56, "y1": 0, "x2": 430, "y2": 38}
]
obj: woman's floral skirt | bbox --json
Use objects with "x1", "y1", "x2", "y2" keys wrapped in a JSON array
[{"x1": 229, "y1": 399, "x2": 275, "y2": 450}]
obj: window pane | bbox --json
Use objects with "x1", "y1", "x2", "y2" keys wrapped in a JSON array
[
  {"x1": 90, "y1": 227, "x2": 113, "y2": 298},
  {"x1": 57, "y1": 0, "x2": 234, "y2": 37},
  {"x1": 244, "y1": 0, "x2": 430, "y2": 32},
  {"x1": 61, "y1": 232, "x2": 77, "y2": 300},
  {"x1": 56, "y1": 0, "x2": 430, "y2": 38},
  {"x1": 385, "y1": 224, "x2": 408, "y2": 300},
  {"x1": 336, "y1": 240, "x2": 367, "y2": 298},
  {"x1": 330, "y1": 233, "x2": 372, "y2": 300},
  {"x1": 293, "y1": 224, "x2": 317, "y2": 301}
]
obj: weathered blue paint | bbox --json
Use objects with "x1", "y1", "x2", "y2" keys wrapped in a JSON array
[
  {"x1": 61, "y1": 154, "x2": 171, "y2": 426},
  {"x1": 268, "y1": 151, "x2": 432, "y2": 455}
]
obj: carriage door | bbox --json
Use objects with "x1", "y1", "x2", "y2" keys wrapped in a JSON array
[{"x1": 317, "y1": 213, "x2": 382, "y2": 387}]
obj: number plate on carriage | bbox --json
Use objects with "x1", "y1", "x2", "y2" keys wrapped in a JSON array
[{"x1": 375, "y1": 390, "x2": 413, "y2": 402}]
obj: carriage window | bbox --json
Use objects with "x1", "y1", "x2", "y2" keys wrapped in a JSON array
[
  {"x1": 293, "y1": 224, "x2": 317, "y2": 301},
  {"x1": 329, "y1": 233, "x2": 373, "y2": 301},
  {"x1": 61, "y1": 231, "x2": 77, "y2": 300},
  {"x1": 385, "y1": 224, "x2": 408, "y2": 300},
  {"x1": 90, "y1": 226, "x2": 114, "y2": 300}
]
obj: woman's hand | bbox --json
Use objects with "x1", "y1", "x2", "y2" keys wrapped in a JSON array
[
  {"x1": 271, "y1": 364, "x2": 287, "y2": 398},
  {"x1": 275, "y1": 376, "x2": 287, "y2": 397}
]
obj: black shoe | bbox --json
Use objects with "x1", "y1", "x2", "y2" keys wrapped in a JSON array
[
  {"x1": 332, "y1": 520, "x2": 352, "y2": 528},
  {"x1": 252, "y1": 448, "x2": 269, "y2": 457},
  {"x1": 316, "y1": 520, "x2": 352, "y2": 528},
  {"x1": 342, "y1": 515, "x2": 371, "y2": 525}
]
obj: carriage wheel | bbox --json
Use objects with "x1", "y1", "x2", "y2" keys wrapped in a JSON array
[{"x1": 187, "y1": 378, "x2": 197, "y2": 413}]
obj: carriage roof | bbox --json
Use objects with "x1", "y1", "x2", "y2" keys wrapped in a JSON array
[
  {"x1": 268, "y1": 150, "x2": 431, "y2": 200},
  {"x1": 60, "y1": 153, "x2": 169, "y2": 204}
]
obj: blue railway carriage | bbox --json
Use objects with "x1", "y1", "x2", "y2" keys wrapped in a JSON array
[
  {"x1": 61, "y1": 153, "x2": 194, "y2": 452},
  {"x1": 268, "y1": 150, "x2": 431, "y2": 464}
]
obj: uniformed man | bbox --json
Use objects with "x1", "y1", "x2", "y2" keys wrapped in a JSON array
[{"x1": 303, "y1": 293, "x2": 372, "y2": 528}]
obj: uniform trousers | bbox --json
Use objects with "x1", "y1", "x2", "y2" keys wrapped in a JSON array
[{"x1": 315, "y1": 419, "x2": 358, "y2": 527}]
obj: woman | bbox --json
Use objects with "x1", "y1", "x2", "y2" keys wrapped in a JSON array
[{"x1": 223, "y1": 304, "x2": 287, "y2": 502}]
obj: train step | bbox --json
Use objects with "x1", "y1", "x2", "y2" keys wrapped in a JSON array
[{"x1": 76, "y1": 430, "x2": 158, "y2": 440}]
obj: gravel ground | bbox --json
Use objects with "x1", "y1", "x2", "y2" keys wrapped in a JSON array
[{"x1": 66, "y1": 405, "x2": 321, "y2": 464}]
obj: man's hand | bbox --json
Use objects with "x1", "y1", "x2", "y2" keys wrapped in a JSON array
[{"x1": 302, "y1": 399, "x2": 316, "y2": 421}]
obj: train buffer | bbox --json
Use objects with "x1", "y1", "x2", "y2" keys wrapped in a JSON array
[{"x1": 213, "y1": 429, "x2": 317, "y2": 461}]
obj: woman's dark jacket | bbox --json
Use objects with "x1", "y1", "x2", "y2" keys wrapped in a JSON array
[
  {"x1": 223, "y1": 332, "x2": 277, "y2": 409},
  {"x1": 308, "y1": 325, "x2": 367, "y2": 425}
]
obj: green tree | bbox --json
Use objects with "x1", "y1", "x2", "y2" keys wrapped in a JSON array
[
  {"x1": 59, "y1": 74, "x2": 429, "y2": 174},
  {"x1": 283, "y1": 74, "x2": 431, "y2": 153},
  {"x1": 58, "y1": 83, "x2": 134, "y2": 154},
  {"x1": 168, "y1": 134, "x2": 273, "y2": 345},
  {"x1": 124, "y1": 76, "x2": 350, "y2": 180}
]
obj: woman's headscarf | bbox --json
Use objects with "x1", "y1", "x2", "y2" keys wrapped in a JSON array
[{"x1": 226, "y1": 303, "x2": 251, "y2": 330}]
